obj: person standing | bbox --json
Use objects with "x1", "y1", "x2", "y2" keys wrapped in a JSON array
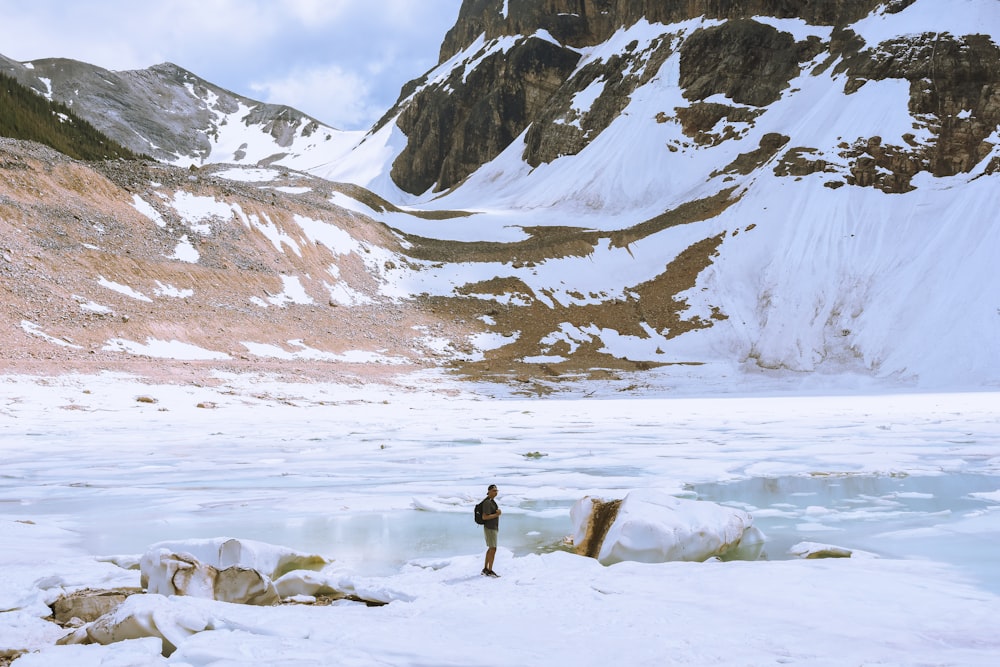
[{"x1": 481, "y1": 484, "x2": 501, "y2": 577}]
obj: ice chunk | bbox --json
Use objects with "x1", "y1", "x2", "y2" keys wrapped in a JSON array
[
  {"x1": 142, "y1": 537, "x2": 329, "y2": 582},
  {"x1": 139, "y1": 537, "x2": 329, "y2": 605},
  {"x1": 571, "y1": 490, "x2": 757, "y2": 564}
]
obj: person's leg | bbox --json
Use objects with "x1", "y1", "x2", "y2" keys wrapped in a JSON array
[
  {"x1": 485, "y1": 546, "x2": 496, "y2": 571},
  {"x1": 483, "y1": 528, "x2": 498, "y2": 574}
]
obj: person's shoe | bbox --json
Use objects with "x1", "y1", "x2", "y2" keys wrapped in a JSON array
[
  {"x1": 481, "y1": 568, "x2": 491, "y2": 576},
  {"x1": 486, "y1": 569, "x2": 500, "y2": 578}
]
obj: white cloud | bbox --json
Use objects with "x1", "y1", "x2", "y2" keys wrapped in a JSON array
[
  {"x1": 282, "y1": 0, "x2": 353, "y2": 24},
  {"x1": 250, "y1": 63, "x2": 380, "y2": 129}
]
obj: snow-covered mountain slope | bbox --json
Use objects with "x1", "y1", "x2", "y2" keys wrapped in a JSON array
[{"x1": 347, "y1": 0, "x2": 1000, "y2": 387}]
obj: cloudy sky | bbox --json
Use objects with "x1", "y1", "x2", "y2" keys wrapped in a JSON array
[{"x1": 0, "y1": 0, "x2": 464, "y2": 130}]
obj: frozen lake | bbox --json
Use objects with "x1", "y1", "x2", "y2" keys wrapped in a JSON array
[
  {"x1": 7, "y1": 458, "x2": 999, "y2": 590},
  {"x1": 692, "y1": 472, "x2": 1000, "y2": 592},
  {"x1": 3, "y1": 374, "x2": 1000, "y2": 666},
  {"x1": 3, "y1": 378, "x2": 998, "y2": 591}
]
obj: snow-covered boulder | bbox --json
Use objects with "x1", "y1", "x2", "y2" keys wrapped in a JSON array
[
  {"x1": 570, "y1": 490, "x2": 763, "y2": 565},
  {"x1": 139, "y1": 537, "x2": 329, "y2": 605},
  {"x1": 58, "y1": 594, "x2": 212, "y2": 656}
]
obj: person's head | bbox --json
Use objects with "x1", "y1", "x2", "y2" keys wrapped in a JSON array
[{"x1": 487, "y1": 483, "x2": 498, "y2": 497}]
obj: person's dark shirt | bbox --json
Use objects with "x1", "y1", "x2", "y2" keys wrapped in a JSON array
[{"x1": 483, "y1": 497, "x2": 499, "y2": 530}]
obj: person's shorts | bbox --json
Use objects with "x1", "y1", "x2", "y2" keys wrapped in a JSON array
[{"x1": 484, "y1": 528, "x2": 498, "y2": 548}]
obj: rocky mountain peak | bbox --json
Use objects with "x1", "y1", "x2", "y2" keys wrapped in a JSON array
[
  {"x1": 0, "y1": 57, "x2": 333, "y2": 167},
  {"x1": 390, "y1": 0, "x2": 993, "y2": 196},
  {"x1": 439, "y1": 0, "x2": 905, "y2": 61}
]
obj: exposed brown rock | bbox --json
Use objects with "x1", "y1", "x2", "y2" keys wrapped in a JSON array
[
  {"x1": 51, "y1": 588, "x2": 142, "y2": 627},
  {"x1": 833, "y1": 32, "x2": 1000, "y2": 188},
  {"x1": 773, "y1": 147, "x2": 837, "y2": 178},
  {"x1": 714, "y1": 133, "x2": 790, "y2": 177},
  {"x1": 392, "y1": 36, "x2": 581, "y2": 193},
  {"x1": 680, "y1": 20, "x2": 822, "y2": 107},
  {"x1": 576, "y1": 497, "x2": 622, "y2": 559},
  {"x1": 675, "y1": 103, "x2": 764, "y2": 146}
]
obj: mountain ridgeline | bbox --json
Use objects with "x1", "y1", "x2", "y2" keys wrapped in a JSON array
[{"x1": 438, "y1": 0, "x2": 907, "y2": 58}]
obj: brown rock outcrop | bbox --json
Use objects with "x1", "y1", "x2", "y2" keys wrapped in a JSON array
[
  {"x1": 838, "y1": 32, "x2": 1000, "y2": 182},
  {"x1": 680, "y1": 20, "x2": 823, "y2": 107},
  {"x1": 392, "y1": 36, "x2": 581, "y2": 194}
]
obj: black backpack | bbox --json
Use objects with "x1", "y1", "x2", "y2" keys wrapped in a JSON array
[{"x1": 474, "y1": 498, "x2": 486, "y2": 525}]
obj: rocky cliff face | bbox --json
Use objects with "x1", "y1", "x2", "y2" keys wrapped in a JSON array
[
  {"x1": 837, "y1": 32, "x2": 1000, "y2": 183},
  {"x1": 392, "y1": 36, "x2": 582, "y2": 194},
  {"x1": 438, "y1": 0, "x2": 898, "y2": 59},
  {"x1": 387, "y1": 0, "x2": 994, "y2": 196}
]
